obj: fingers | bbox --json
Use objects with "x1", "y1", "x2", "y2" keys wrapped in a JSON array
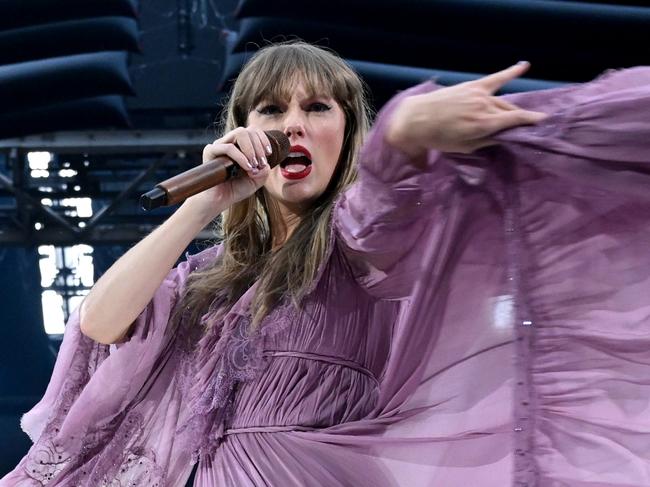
[
  {"x1": 251, "y1": 129, "x2": 273, "y2": 167},
  {"x1": 230, "y1": 128, "x2": 262, "y2": 170},
  {"x1": 203, "y1": 142, "x2": 252, "y2": 173},
  {"x1": 483, "y1": 93, "x2": 547, "y2": 134},
  {"x1": 254, "y1": 130, "x2": 273, "y2": 159},
  {"x1": 482, "y1": 109, "x2": 548, "y2": 135},
  {"x1": 473, "y1": 61, "x2": 531, "y2": 94},
  {"x1": 207, "y1": 127, "x2": 273, "y2": 175},
  {"x1": 492, "y1": 97, "x2": 520, "y2": 112}
]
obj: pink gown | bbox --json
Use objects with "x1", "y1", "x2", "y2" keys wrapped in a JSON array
[{"x1": 2, "y1": 66, "x2": 650, "y2": 486}]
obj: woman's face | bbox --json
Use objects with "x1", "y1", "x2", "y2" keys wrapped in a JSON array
[{"x1": 246, "y1": 79, "x2": 346, "y2": 214}]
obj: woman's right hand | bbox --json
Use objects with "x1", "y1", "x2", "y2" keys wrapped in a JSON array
[{"x1": 183, "y1": 127, "x2": 274, "y2": 218}]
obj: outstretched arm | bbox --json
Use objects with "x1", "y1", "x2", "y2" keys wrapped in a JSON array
[
  {"x1": 335, "y1": 62, "x2": 548, "y2": 299},
  {"x1": 493, "y1": 66, "x2": 650, "y2": 200}
]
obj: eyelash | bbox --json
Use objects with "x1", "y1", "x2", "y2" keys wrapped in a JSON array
[{"x1": 256, "y1": 102, "x2": 331, "y2": 115}]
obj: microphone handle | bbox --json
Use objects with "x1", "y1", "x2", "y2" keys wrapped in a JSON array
[
  {"x1": 140, "y1": 129, "x2": 289, "y2": 211},
  {"x1": 140, "y1": 156, "x2": 242, "y2": 211}
]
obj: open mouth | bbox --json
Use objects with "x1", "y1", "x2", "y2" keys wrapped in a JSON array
[
  {"x1": 280, "y1": 154, "x2": 312, "y2": 173},
  {"x1": 280, "y1": 146, "x2": 313, "y2": 179}
]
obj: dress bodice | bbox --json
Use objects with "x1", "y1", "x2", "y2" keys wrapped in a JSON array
[{"x1": 228, "y1": 247, "x2": 399, "y2": 432}]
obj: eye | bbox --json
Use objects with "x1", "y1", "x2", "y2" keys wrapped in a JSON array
[
  {"x1": 308, "y1": 102, "x2": 331, "y2": 112},
  {"x1": 256, "y1": 104, "x2": 282, "y2": 115}
]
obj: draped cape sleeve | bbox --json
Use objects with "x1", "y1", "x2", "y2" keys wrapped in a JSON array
[
  {"x1": 291, "y1": 67, "x2": 650, "y2": 486},
  {"x1": 334, "y1": 81, "x2": 481, "y2": 299},
  {"x1": 1, "y1": 245, "x2": 222, "y2": 487}
]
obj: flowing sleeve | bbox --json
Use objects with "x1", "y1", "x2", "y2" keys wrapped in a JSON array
[
  {"x1": 494, "y1": 66, "x2": 650, "y2": 200},
  {"x1": 1, "y1": 244, "x2": 222, "y2": 487},
  {"x1": 334, "y1": 81, "x2": 477, "y2": 299},
  {"x1": 284, "y1": 67, "x2": 650, "y2": 487}
]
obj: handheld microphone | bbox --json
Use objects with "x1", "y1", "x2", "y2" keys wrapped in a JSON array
[{"x1": 140, "y1": 130, "x2": 290, "y2": 210}]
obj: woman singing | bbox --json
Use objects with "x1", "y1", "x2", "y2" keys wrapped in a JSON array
[{"x1": 4, "y1": 42, "x2": 650, "y2": 486}]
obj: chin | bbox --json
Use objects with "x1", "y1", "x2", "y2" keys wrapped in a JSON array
[
  {"x1": 264, "y1": 172, "x2": 329, "y2": 210},
  {"x1": 280, "y1": 185, "x2": 322, "y2": 206}
]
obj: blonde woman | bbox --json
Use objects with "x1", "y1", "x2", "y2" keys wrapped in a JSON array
[{"x1": 4, "y1": 42, "x2": 650, "y2": 486}]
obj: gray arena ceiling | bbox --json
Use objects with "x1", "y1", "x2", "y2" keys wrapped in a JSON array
[{"x1": 0, "y1": 0, "x2": 648, "y2": 245}]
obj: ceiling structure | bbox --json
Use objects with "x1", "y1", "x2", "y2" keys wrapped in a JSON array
[{"x1": 0, "y1": 0, "x2": 648, "y2": 246}]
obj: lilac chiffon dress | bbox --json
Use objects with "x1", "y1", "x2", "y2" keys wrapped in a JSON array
[{"x1": 3, "y1": 67, "x2": 650, "y2": 486}]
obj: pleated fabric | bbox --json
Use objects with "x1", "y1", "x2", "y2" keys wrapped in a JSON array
[{"x1": 3, "y1": 66, "x2": 650, "y2": 486}]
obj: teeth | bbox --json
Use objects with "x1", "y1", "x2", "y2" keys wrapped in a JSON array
[{"x1": 288, "y1": 152, "x2": 308, "y2": 158}]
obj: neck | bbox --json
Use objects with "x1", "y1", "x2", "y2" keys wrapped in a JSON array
[{"x1": 270, "y1": 200, "x2": 306, "y2": 250}]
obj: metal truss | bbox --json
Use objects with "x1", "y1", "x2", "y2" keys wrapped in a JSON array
[{"x1": 0, "y1": 129, "x2": 218, "y2": 245}]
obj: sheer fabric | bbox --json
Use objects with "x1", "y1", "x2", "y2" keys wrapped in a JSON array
[{"x1": 2, "y1": 67, "x2": 649, "y2": 486}]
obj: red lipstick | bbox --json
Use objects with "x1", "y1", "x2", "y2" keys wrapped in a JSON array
[
  {"x1": 281, "y1": 145, "x2": 313, "y2": 180},
  {"x1": 288, "y1": 145, "x2": 312, "y2": 160}
]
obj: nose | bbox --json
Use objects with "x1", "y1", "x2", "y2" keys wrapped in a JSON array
[
  {"x1": 284, "y1": 124, "x2": 304, "y2": 139},
  {"x1": 283, "y1": 107, "x2": 305, "y2": 139}
]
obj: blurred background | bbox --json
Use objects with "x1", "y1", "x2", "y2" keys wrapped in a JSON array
[{"x1": 0, "y1": 0, "x2": 648, "y2": 476}]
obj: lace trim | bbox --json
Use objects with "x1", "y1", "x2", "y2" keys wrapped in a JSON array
[
  {"x1": 21, "y1": 332, "x2": 169, "y2": 485},
  {"x1": 22, "y1": 330, "x2": 103, "y2": 483},
  {"x1": 177, "y1": 299, "x2": 297, "y2": 460},
  {"x1": 19, "y1": 242, "x2": 319, "y2": 482},
  {"x1": 23, "y1": 407, "x2": 166, "y2": 486},
  {"x1": 18, "y1": 248, "x2": 227, "y2": 485}
]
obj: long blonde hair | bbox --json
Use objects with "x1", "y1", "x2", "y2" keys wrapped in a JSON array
[{"x1": 176, "y1": 41, "x2": 372, "y2": 332}]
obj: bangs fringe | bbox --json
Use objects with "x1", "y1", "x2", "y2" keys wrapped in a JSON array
[
  {"x1": 238, "y1": 44, "x2": 356, "y2": 122},
  {"x1": 174, "y1": 41, "x2": 371, "y2": 336}
]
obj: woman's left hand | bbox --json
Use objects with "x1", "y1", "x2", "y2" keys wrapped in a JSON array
[{"x1": 385, "y1": 61, "x2": 549, "y2": 157}]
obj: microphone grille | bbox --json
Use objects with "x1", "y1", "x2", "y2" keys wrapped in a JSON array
[{"x1": 265, "y1": 130, "x2": 290, "y2": 168}]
